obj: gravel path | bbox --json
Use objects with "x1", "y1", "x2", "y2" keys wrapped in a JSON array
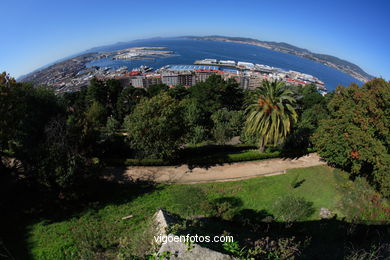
[{"x1": 104, "y1": 153, "x2": 326, "y2": 184}]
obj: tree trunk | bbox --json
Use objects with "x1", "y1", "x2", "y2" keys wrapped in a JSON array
[{"x1": 258, "y1": 137, "x2": 265, "y2": 152}]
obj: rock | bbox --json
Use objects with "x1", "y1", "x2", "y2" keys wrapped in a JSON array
[
  {"x1": 319, "y1": 207, "x2": 333, "y2": 219},
  {"x1": 154, "y1": 209, "x2": 176, "y2": 237},
  {"x1": 158, "y1": 237, "x2": 234, "y2": 259},
  {"x1": 153, "y1": 210, "x2": 235, "y2": 259}
]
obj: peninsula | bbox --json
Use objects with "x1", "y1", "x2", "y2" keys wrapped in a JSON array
[{"x1": 185, "y1": 35, "x2": 374, "y2": 82}]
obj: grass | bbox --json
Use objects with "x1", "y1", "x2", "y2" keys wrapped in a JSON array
[{"x1": 25, "y1": 165, "x2": 389, "y2": 259}]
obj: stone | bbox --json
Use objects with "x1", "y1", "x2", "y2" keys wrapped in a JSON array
[
  {"x1": 153, "y1": 209, "x2": 235, "y2": 259},
  {"x1": 319, "y1": 207, "x2": 333, "y2": 219}
]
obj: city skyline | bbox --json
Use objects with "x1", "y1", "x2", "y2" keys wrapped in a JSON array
[{"x1": 1, "y1": 0, "x2": 389, "y2": 80}]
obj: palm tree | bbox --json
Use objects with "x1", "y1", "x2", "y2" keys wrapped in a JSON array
[{"x1": 244, "y1": 80, "x2": 298, "y2": 151}]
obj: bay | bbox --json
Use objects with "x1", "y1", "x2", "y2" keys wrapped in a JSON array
[{"x1": 86, "y1": 38, "x2": 362, "y2": 91}]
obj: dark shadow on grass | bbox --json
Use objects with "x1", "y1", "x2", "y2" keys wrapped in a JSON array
[
  {"x1": 293, "y1": 179, "x2": 306, "y2": 188},
  {"x1": 170, "y1": 209, "x2": 390, "y2": 259},
  {"x1": 0, "y1": 167, "x2": 162, "y2": 260}
]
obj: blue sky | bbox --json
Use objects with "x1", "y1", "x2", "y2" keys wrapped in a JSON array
[{"x1": 1, "y1": 0, "x2": 389, "y2": 79}]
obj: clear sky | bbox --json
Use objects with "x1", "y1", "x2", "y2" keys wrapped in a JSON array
[{"x1": 1, "y1": 0, "x2": 389, "y2": 79}]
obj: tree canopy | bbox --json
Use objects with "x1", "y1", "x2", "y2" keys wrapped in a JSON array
[
  {"x1": 123, "y1": 93, "x2": 186, "y2": 159},
  {"x1": 244, "y1": 80, "x2": 298, "y2": 150},
  {"x1": 312, "y1": 79, "x2": 390, "y2": 196}
]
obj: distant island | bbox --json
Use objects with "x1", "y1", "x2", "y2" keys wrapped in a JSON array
[{"x1": 184, "y1": 35, "x2": 374, "y2": 82}]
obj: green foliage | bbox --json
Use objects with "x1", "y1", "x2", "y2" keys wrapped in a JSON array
[
  {"x1": 244, "y1": 80, "x2": 298, "y2": 150},
  {"x1": 335, "y1": 174, "x2": 390, "y2": 223},
  {"x1": 223, "y1": 241, "x2": 247, "y2": 258},
  {"x1": 295, "y1": 84, "x2": 325, "y2": 111},
  {"x1": 272, "y1": 196, "x2": 314, "y2": 222},
  {"x1": 0, "y1": 80, "x2": 63, "y2": 160},
  {"x1": 168, "y1": 85, "x2": 190, "y2": 100},
  {"x1": 223, "y1": 236, "x2": 305, "y2": 260},
  {"x1": 86, "y1": 77, "x2": 123, "y2": 119},
  {"x1": 182, "y1": 98, "x2": 209, "y2": 143},
  {"x1": 187, "y1": 125, "x2": 208, "y2": 145},
  {"x1": 85, "y1": 101, "x2": 107, "y2": 127},
  {"x1": 115, "y1": 86, "x2": 147, "y2": 122},
  {"x1": 123, "y1": 93, "x2": 186, "y2": 159},
  {"x1": 147, "y1": 83, "x2": 169, "y2": 97},
  {"x1": 106, "y1": 149, "x2": 281, "y2": 166},
  {"x1": 104, "y1": 117, "x2": 120, "y2": 136},
  {"x1": 190, "y1": 75, "x2": 244, "y2": 114},
  {"x1": 246, "y1": 236, "x2": 305, "y2": 260},
  {"x1": 211, "y1": 109, "x2": 244, "y2": 144},
  {"x1": 312, "y1": 79, "x2": 390, "y2": 197},
  {"x1": 33, "y1": 117, "x2": 96, "y2": 199},
  {"x1": 283, "y1": 91, "x2": 329, "y2": 155}
]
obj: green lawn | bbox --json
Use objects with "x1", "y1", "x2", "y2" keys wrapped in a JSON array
[{"x1": 26, "y1": 165, "x2": 388, "y2": 259}]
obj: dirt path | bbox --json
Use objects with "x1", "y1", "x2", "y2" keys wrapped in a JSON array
[{"x1": 104, "y1": 153, "x2": 326, "y2": 184}]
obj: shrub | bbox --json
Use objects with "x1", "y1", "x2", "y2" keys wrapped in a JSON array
[
  {"x1": 223, "y1": 236, "x2": 305, "y2": 260},
  {"x1": 105, "y1": 150, "x2": 281, "y2": 166},
  {"x1": 345, "y1": 244, "x2": 390, "y2": 260},
  {"x1": 272, "y1": 196, "x2": 314, "y2": 222},
  {"x1": 187, "y1": 125, "x2": 207, "y2": 145},
  {"x1": 336, "y1": 176, "x2": 390, "y2": 223},
  {"x1": 248, "y1": 236, "x2": 305, "y2": 260}
]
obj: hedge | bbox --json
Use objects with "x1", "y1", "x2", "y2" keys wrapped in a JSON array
[{"x1": 104, "y1": 150, "x2": 282, "y2": 167}]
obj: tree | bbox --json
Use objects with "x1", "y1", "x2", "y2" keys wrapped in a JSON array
[
  {"x1": 312, "y1": 79, "x2": 390, "y2": 196},
  {"x1": 168, "y1": 85, "x2": 189, "y2": 100},
  {"x1": 0, "y1": 76, "x2": 63, "y2": 170},
  {"x1": 187, "y1": 75, "x2": 244, "y2": 135},
  {"x1": 115, "y1": 86, "x2": 147, "y2": 122},
  {"x1": 244, "y1": 80, "x2": 298, "y2": 151},
  {"x1": 123, "y1": 93, "x2": 186, "y2": 159},
  {"x1": 147, "y1": 83, "x2": 169, "y2": 97},
  {"x1": 282, "y1": 85, "x2": 329, "y2": 155},
  {"x1": 104, "y1": 116, "x2": 120, "y2": 136},
  {"x1": 85, "y1": 101, "x2": 106, "y2": 128},
  {"x1": 106, "y1": 79, "x2": 123, "y2": 112},
  {"x1": 190, "y1": 75, "x2": 243, "y2": 115},
  {"x1": 33, "y1": 117, "x2": 95, "y2": 199},
  {"x1": 0, "y1": 73, "x2": 93, "y2": 200},
  {"x1": 211, "y1": 109, "x2": 244, "y2": 144},
  {"x1": 86, "y1": 77, "x2": 108, "y2": 105},
  {"x1": 182, "y1": 98, "x2": 210, "y2": 143}
]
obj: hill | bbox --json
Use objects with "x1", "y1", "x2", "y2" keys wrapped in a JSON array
[{"x1": 185, "y1": 35, "x2": 374, "y2": 82}]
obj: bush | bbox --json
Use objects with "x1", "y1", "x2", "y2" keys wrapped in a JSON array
[
  {"x1": 248, "y1": 236, "x2": 306, "y2": 260},
  {"x1": 345, "y1": 244, "x2": 390, "y2": 260},
  {"x1": 211, "y1": 109, "x2": 244, "y2": 145},
  {"x1": 272, "y1": 196, "x2": 314, "y2": 222},
  {"x1": 336, "y1": 176, "x2": 390, "y2": 223},
  {"x1": 223, "y1": 236, "x2": 305, "y2": 260},
  {"x1": 187, "y1": 125, "x2": 207, "y2": 145}
]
